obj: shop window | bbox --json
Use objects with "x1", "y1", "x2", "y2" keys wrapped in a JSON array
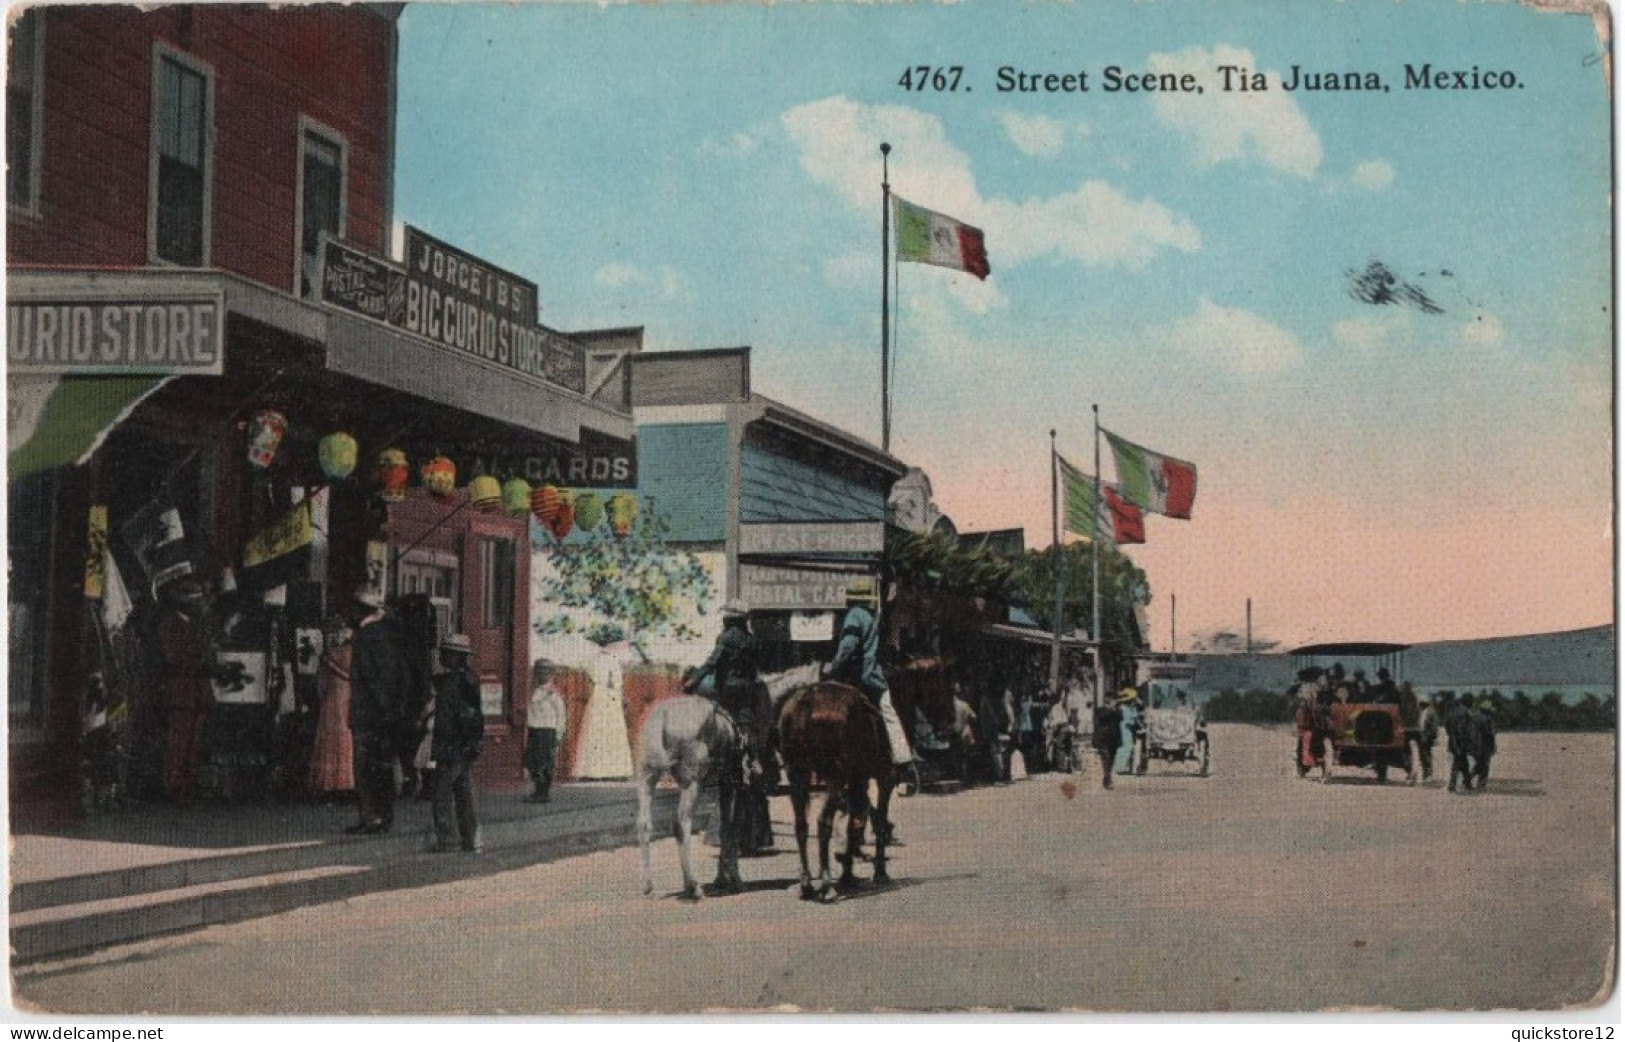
[
  {"x1": 297, "y1": 120, "x2": 347, "y2": 298},
  {"x1": 149, "y1": 45, "x2": 212, "y2": 266},
  {"x1": 7, "y1": 9, "x2": 42, "y2": 215},
  {"x1": 480, "y1": 538, "x2": 514, "y2": 629}
]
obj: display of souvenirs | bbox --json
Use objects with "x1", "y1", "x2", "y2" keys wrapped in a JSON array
[
  {"x1": 469, "y1": 474, "x2": 502, "y2": 512},
  {"x1": 502, "y1": 477, "x2": 532, "y2": 516},
  {"x1": 376, "y1": 449, "x2": 409, "y2": 502},
  {"x1": 247, "y1": 410, "x2": 287, "y2": 468},
  {"x1": 318, "y1": 432, "x2": 358, "y2": 479},
  {"x1": 421, "y1": 456, "x2": 457, "y2": 497}
]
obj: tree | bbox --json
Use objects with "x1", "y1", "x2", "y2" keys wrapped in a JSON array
[
  {"x1": 533, "y1": 501, "x2": 715, "y2": 662},
  {"x1": 1008, "y1": 541, "x2": 1150, "y2": 665}
]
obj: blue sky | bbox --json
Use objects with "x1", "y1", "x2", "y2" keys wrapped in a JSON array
[{"x1": 395, "y1": 0, "x2": 1612, "y2": 648}]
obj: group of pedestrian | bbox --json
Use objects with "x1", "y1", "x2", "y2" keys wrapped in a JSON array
[{"x1": 1444, "y1": 694, "x2": 1496, "y2": 793}]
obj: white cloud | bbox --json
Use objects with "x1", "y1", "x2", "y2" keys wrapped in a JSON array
[
  {"x1": 593, "y1": 263, "x2": 686, "y2": 300},
  {"x1": 998, "y1": 111, "x2": 1066, "y2": 158},
  {"x1": 1163, "y1": 297, "x2": 1303, "y2": 374},
  {"x1": 594, "y1": 263, "x2": 642, "y2": 289},
  {"x1": 1148, "y1": 45, "x2": 1323, "y2": 178},
  {"x1": 782, "y1": 96, "x2": 1200, "y2": 278},
  {"x1": 985, "y1": 182, "x2": 1201, "y2": 270},
  {"x1": 1351, "y1": 159, "x2": 1396, "y2": 190},
  {"x1": 1460, "y1": 312, "x2": 1506, "y2": 349},
  {"x1": 699, "y1": 131, "x2": 758, "y2": 158},
  {"x1": 1331, "y1": 312, "x2": 1409, "y2": 354}
]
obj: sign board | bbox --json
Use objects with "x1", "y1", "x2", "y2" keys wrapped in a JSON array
[
  {"x1": 7, "y1": 291, "x2": 225, "y2": 374},
  {"x1": 430, "y1": 427, "x2": 637, "y2": 490},
  {"x1": 480, "y1": 681, "x2": 505, "y2": 719},
  {"x1": 790, "y1": 611, "x2": 836, "y2": 642},
  {"x1": 738, "y1": 522, "x2": 885, "y2": 556},
  {"x1": 319, "y1": 235, "x2": 585, "y2": 394},
  {"x1": 739, "y1": 564, "x2": 867, "y2": 611}
]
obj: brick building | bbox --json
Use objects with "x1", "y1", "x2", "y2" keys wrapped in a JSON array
[{"x1": 7, "y1": 6, "x2": 633, "y2": 821}]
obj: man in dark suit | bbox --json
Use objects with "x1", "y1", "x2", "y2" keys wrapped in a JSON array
[{"x1": 346, "y1": 588, "x2": 410, "y2": 833}]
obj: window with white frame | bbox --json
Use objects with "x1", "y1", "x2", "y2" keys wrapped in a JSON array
[
  {"x1": 151, "y1": 46, "x2": 212, "y2": 266},
  {"x1": 7, "y1": 9, "x2": 43, "y2": 214},
  {"x1": 298, "y1": 121, "x2": 346, "y2": 297}
]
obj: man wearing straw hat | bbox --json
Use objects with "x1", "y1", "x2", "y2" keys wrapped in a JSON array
[{"x1": 826, "y1": 577, "x2": 919, "y2": 796}]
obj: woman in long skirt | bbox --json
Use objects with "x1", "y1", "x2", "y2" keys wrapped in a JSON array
[{"x1": 307, "y1": 625, "x2": 355, "y2": 796}]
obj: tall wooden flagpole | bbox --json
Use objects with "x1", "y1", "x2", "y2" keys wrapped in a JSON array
[
  {"x1": 880, "y1": 142, "x2": 892, "y2": 453},
  {"x1": 1050, "y1": 429, "x2": 1064, "y2": 692},
  {"x1": 1092, "y1": 404, "x2": 1103, "y2": 709}
]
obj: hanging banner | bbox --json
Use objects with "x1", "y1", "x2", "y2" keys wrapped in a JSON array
[{"x1": 243, "y1": 501, "x2": 314, "y2": 569}]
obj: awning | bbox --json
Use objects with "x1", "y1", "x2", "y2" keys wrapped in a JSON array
[{"x1": 7, "y1": 374, "x2": 174, "y2": 481}]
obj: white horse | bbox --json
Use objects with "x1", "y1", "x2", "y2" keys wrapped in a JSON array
[
  {"x1": 636, "y1": 664, "x2": 822, "y2": 900},
  {"x1": 636, "y1": 695, "x2": 739, "y2": 899}
]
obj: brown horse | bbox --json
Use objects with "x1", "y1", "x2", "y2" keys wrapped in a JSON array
[{"x1": 777, "y1": 681, "x2": 898, "y2": 901}]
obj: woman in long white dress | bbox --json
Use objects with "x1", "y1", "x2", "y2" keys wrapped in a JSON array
[{"x1": 574, "y1": 633, "x2": 633, "y2": 779}]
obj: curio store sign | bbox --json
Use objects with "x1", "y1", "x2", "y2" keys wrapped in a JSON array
[
  {"x1": 8, "y1": 292, "x2": 225, "y2": 375},
  {"x1": 319, "y1": 229, "x2": 585, "y2": 395}
]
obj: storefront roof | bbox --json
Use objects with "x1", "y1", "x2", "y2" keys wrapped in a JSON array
[{"x1": 7, "y1": 268, "x2": 635, "y2": 445}]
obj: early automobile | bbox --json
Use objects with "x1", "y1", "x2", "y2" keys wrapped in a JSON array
[
  {"x1": 1133, "y1": 658, "x2": 1210, "y2": 777},
  {"x1": 1291, "y1": 642, "x2": 1416, "y2": 784}
]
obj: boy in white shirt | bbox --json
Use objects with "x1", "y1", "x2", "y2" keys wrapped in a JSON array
[{"x1": 524, "y1": 659, "x2": 568, "y2": 802}]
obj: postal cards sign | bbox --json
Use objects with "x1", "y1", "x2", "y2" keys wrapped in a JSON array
[{"x1": 319, "y1": 227, "x2": 585, "y2": 394}]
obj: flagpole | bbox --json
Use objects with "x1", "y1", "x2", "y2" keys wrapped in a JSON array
[
  {"x1": 1050, "y1": 429, "x2": 1063, "y2": 693},
  {"x1": 1092, "y1": 404, "x2": 1103, "y2": 710},
  {"x1": 880, "y1": 142, "x2": 892, "y2": 453}
]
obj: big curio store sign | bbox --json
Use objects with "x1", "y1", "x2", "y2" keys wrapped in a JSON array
[{"x1": 320, "y1": 226, "x2": 586, "y2": 394}]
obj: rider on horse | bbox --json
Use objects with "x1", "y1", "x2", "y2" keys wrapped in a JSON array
[
  {"x1": 825, "y1": 577, "x2": 921, "y2": 797},
  {"x1": 684, "y1": 599, "x2": 773, "y2": 859}
]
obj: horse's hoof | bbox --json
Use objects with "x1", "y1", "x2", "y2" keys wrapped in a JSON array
[
  {"x1": 641, "y1": 881, "x2": 654, "y2": 897},
  {"x1": 799, "y1": 883, "x2": 820, "y2": 901},
  {"x1": 874, "y1": 869, "x2": 892, "y2": 885}
]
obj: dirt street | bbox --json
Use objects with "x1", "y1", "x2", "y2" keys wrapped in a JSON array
[{"x1": 12, "y1": 724, "x2": 1615, "y2": 1014}]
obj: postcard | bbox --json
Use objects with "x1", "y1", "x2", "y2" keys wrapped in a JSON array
[{"x1": 5, "y1": 0, "x2": 1615, "y2": 1021}]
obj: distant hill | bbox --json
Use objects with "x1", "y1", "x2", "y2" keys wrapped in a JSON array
[{"x1": 1184, "y1": 625, "x2": 1615, "y2": 697}]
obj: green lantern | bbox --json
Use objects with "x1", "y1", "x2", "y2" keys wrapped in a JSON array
[
  {"x1": 574, "y1": 490, "x2": 604, "y2": 531},
  {"x1": 501, "y1": 477, "x2": 532, "y2": 517}
]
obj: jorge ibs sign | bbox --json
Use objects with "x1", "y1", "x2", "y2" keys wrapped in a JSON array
[{"x1": 9, "y1": 291, "x2": 225, "y2": 375}]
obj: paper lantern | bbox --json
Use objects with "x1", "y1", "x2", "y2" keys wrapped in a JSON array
[
  {"x1": 469, "y1": 474, "x2": 502, "y2": 513},
  {"x1": 530, "y1": 483, "x2": 562, "y2": 523},
  {"x1": 318, "y1": 432, "x2": 358, "y2": 479},
  {"x1": 502, "y1": 477, "x2": 532, "y2": 517},
  {"x1": 607, "y1": 493, "x2": 638, "y2": 538},
  {"x1": 421, "y1": 456, "x2": 457, "y2": 498},
  {"x1": 246, "y1": 410, "x2": 287, "y2": 468},
  {"x1": 574, "y1": 491, "x2": 604, "y2": 532},
  {"x1": 547, "y1": 491, "x2": 575, "y2": 540},
  {"x1": 376, "y1": 449, "x2": 409, "y2": 503}
]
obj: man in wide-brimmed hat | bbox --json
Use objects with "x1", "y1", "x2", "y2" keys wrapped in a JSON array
[
  {"x1": 827, "y1": 577, "x2": 919, "y2": 797},
  {"x1": 346, "y1": 587, "x2": 410, "y2": 834},
  {"x1": 427, "y1": 633, "x2": 484, "y2": 853},
  {"x1": 685, "y1": 598, "x2": 772, "y2": 871}
]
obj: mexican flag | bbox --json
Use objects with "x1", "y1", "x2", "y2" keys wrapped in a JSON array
[
  {"x1": 1057, "y1": 454, "x2": 1145, "y2": 545},
  {"x1": 1104, "y1": 430, "x2": 1198, "y2": 519},
  {"x1": 894, "y1": 196, "x2": 990, "y2": 280}
]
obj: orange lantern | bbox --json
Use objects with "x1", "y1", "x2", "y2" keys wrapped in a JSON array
[
  {"x1": 421, "y1": 456, "x2": 457, "y2": 498},
  {"x1": 376, "y1": 449, "x2": 409, "y2": 503},
  {"x1": 530, "y1": 483, "x2": 562, "y2": 523},
  {"x1": 548, "y1": 491, "x2": 575, "y2": 540},
  {"x1": 469, "y1": 475, "x2": 502, "y2": 513}
]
